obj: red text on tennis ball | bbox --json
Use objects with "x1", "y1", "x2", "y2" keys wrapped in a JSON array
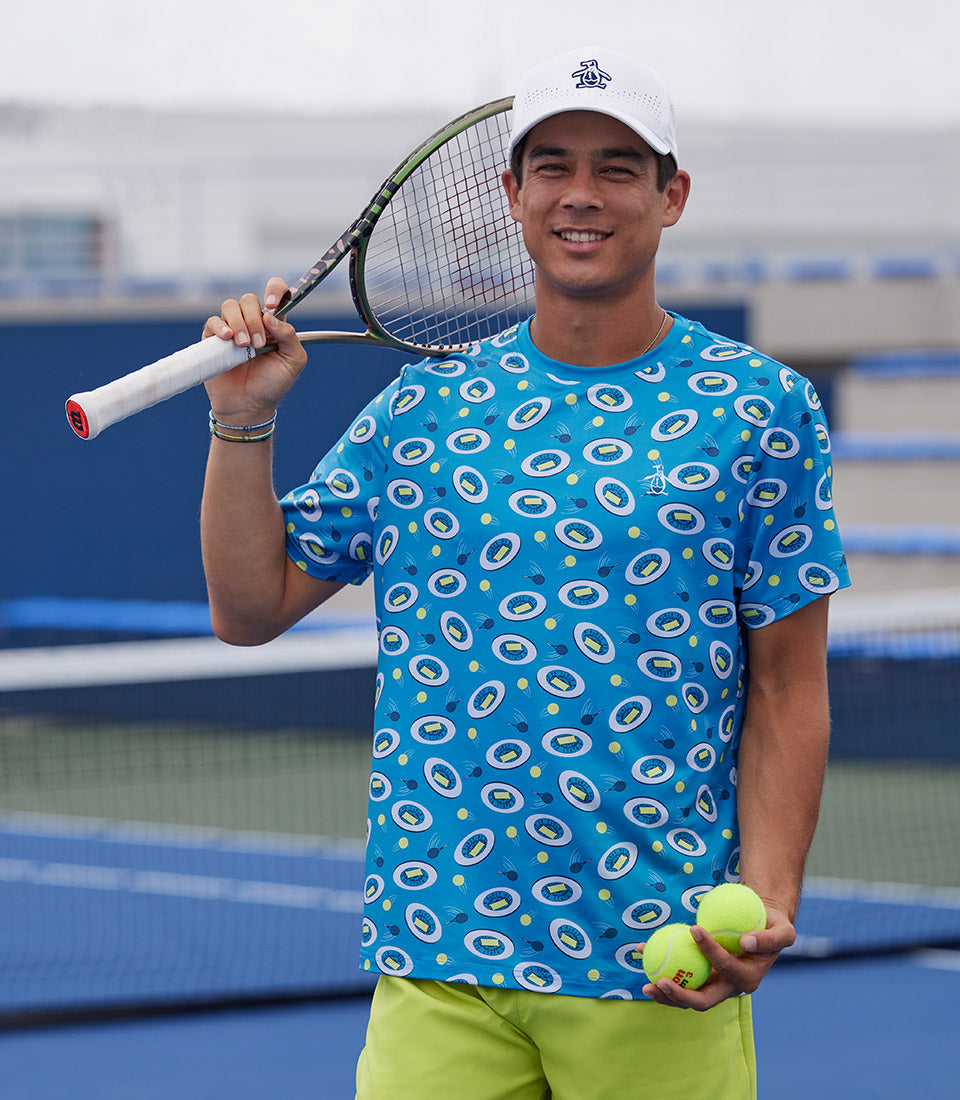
[
  {"x1": 695, "y1": 883, "x2": 767, "y2": 954},
  {"x1": 641, "y1": 923, "x2": 710, "y2": 989}
]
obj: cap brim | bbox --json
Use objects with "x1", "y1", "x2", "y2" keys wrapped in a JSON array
[{"x1": 509, "y1": 105, "x2": 673, "y2": 160}]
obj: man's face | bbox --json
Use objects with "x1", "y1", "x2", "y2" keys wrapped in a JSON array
[{"x1": 502, "y1": 111, "x2": 688, "y2": 302}]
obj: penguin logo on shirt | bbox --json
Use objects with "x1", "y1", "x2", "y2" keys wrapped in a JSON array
[{"x1": 641, "y1": 461, "x2": 666, "y2": 496}]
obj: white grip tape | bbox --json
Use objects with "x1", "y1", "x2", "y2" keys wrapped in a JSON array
[{"x1": 66, "y1": 338, "x2": 255, "y2": 440}]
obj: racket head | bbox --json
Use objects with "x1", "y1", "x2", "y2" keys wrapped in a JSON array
[{"x1": 349, "y1": 98, "x2": 535, "y2": 355}]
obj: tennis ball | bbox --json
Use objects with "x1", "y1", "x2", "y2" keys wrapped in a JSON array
[
  {"x1": 641, "y1": 923, "x2": 711, "y2": 989},
  {"x1": 695, "y1": 883, "x2": 767, "y2": 954}
]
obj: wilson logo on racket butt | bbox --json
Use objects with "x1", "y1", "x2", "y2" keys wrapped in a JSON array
[{"x1": 65, "y1": 400, "x2": 90, "y2": 439}]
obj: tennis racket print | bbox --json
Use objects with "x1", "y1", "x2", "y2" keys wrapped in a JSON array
[{"x1": 66, "y1": 97, "x2": 534, "y2": 439}]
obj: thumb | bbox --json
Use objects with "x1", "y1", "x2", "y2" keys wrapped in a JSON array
[{"x1": 264, "y1": 310, "x2": 307, "y2": 367}]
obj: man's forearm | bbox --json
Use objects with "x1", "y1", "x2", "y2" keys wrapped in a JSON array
[
  {"x1": 735, "y1": 599, "x2": 832, "y2": 921},
  {"x1": 201, "y1": 435, "x2": 332, "y2": 645},
  {"x1": 201, "y1": 435, "x2": 288, "y2": 643},
  {"x1": 735, "y1": 678, "x2": 830, "y2": 920}
]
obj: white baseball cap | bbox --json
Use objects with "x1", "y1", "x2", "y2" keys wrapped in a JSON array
[{"x1": 509, "y1": 47, "x2": 678, "y2": 163}]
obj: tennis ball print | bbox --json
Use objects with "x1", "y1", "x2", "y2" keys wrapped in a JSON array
[
  {"x1": 641, "y1": 923, "x2": 710, "y2": 989},
  {"x1": 695, "y1": 883, "x2": 767, "y2": 954}
]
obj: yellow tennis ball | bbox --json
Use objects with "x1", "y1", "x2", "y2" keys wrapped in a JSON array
[
  {"x1": 641, "y1": 923, "x2": 711, "y2": 989},
  {"x1": 696, "y1": 883, "x2": 767, "y2": 954}
]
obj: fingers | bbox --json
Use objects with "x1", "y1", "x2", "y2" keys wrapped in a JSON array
[
  {"x1": 226, "y1": 293, "x2": 272, "y2": 350},
  {"x1": 202, "y1": 314, "x2": 234, "y2": 341},
  {"x1": 692, "y1": 927, "x2": 745, "y2": 969},
  {"x1": 748, "y1": 905, "x2": 797, "y2": 955},
  {"x1": 202, "y1": 296, "x2": 260, "y2": 347},
  {"x1": 641, "y1": 974, "x2": 735, "y2": 1011},
  {"x1": 640, "y1": 922, "x2": 791, "y2": 1012},
  {"x1": 262, "y1": 275, "x2": 290, "y2": 314},
  {"x1": 263, "y1": 308, "x2": 308, "y2": 371},
  {"x1": 202, "y1": 278, "x2": 292, "y2": 348}
]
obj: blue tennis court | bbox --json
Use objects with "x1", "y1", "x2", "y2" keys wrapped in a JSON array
[
  {"x1": 3, "y1": 950, "x2": 958, "y2": 1099},
  {"x1": 0, "y1": 813, "x2": 372, "y2": 1014},
  {"x1": 5, "y1": 806, "x2": 960, "y2": 1016}
]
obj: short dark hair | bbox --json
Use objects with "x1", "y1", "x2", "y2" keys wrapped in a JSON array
[{"x1": 509, "y1": 133, "x2": 678, "y2": 192}]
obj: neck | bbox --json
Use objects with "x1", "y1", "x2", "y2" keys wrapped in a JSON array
[{"x1": 528, "y1": 280, "x2": 670, "y2": 367}]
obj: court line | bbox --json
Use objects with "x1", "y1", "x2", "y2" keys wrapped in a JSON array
[
  {"x1": 912, "y1": 949, "x2": 960, "y2": 972},
  {"x1": 0, "y1": 856, "x2": 362, "y2": 913},
  {"x1": 0, "y1": 811, "x2": 365, "y2": 858},
  {"x1": 828, "y1": 586, "x2": 960, "y2": 632},
  {"x1": 804, "y1": 875, "x2": 960, "y2": 909},
  {"x1": 0, "y1": 627, "x2": 378, "y2": 691}
]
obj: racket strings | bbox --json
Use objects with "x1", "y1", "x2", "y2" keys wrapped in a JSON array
[{"x1": 362, "y1": 109, "x2": 534, "y2": 351}]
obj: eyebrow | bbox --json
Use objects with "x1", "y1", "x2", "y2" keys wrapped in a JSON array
[{"x1": 526, "y1": 143, "x2": 650, "y2": 164}]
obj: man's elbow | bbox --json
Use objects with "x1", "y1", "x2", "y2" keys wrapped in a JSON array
[{"x1": 209, "y1": 608, "x2": 286, "y2": 647}]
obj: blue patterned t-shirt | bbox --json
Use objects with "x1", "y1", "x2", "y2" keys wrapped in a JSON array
[{"x1": 281, "y1": 313, "x2": 850, "y2": 999}]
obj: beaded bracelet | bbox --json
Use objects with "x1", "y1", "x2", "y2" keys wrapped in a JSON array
[{"x1": 209, "y1": 410, "x2": 277, "y2": 442}]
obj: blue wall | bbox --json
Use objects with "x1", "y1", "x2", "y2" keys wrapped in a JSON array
[{"x1": 3, "y1": 304, "x2": 746, "y2": 604}]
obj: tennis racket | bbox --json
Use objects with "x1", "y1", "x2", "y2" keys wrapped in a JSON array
[{"x1": 66, "y1": 97, "x2": 534, "y2": 440}]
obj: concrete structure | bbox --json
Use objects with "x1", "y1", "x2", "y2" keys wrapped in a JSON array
[
  {"x1": 2, "y1": 103, "x2": 960, "y2": 361},
  {"x1": 2, "y1": 103, "x2": 958, "y2": 605}
]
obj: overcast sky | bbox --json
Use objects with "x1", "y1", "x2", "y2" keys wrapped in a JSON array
[{"x1": 4, "y1": 0, "x2": 957, "y2": 128}]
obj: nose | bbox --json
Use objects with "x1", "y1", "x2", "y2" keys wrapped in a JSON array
[{"x1": 561, "y1": 164, "x2": 603, "y2": 210}]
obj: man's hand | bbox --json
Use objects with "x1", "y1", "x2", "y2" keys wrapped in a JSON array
[
  {"x1": 202, "y1": 276, "x2": 308, "y2": 426},
  {"x1": 640, "y1": 902, "x2": 795, "y2": 1010}
]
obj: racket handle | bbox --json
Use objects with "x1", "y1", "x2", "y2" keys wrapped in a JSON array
[{"x1": 65, "y1": 337, "x2": 256, "y2": 439}]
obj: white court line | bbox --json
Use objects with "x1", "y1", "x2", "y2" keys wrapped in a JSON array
[
  {"x1": 0, "y1": 857, "x2": 362, "y2": 913},
  {"x1": 804, "y1": 876, "x2": 960, "y2": 910},
  {"x1": 786, "y1": 877, "x2": 960, "y2": 958},
  {"x1": 0, "y1": 811, "x2": 365, "y2": 859},
  {"x1": 912, "y1": 949, "x2": 960, "y2": 972},
  {"x1": 827, "y1": 587, "x2": 960, "y2": 634},
  {"x1": 0, "y1": 627, "x2": 377, "y2": 691}
]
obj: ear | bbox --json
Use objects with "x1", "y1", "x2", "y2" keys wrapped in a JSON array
[
  {"x1": 502, "y1": 169, "x2": 522, "y2": 223},
  {"x1": 661, "y1": 169, "x2": 691, "y2": 229}
]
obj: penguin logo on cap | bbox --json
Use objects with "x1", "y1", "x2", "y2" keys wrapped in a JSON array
[{"x1": 572, "y1": 59, "x2": 612, "y2": 89}]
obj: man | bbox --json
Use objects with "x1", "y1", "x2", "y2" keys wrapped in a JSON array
[{"x1": 201, "y1": 47, "x2": 848, "y2": 1099}]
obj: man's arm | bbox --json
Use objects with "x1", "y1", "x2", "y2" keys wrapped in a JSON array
[
  {"x1": 200, "y1": 279, "x2": 344, "y2": 645},
  {"x1": 736, "y1": 594, "x2": 831, "y2": 921},
  {"x1": 643, "y1": 595, "x2": 831, "y2": 1008}
]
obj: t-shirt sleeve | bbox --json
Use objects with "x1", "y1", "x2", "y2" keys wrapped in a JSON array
[
  {"x1": 280, "y1": 375, "x2": 400, "y2": 585},
  {"x1": 734, "y1": 372, "x2": 851, "y2": 628}
]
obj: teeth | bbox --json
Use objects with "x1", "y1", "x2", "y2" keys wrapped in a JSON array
[{"x1": 559, "y1": 230, "x2": 607, "y2": 242}]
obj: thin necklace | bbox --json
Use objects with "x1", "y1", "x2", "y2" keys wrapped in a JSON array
[{"x1": 639, "y1": 309, "x2": 668, "y2": 358}]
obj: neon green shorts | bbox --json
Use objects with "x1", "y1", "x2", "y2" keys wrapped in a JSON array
[{"x1": 355, "y1": 977, "x2": 756, "y2": 1100}]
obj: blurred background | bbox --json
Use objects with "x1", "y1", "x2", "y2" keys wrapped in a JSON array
[
  {"x1": 1, "y1": 2, "x2": 958, "y2": 1096},
  {"x1": 3, "y1": 0, "x2": 959, "y2": 600}
]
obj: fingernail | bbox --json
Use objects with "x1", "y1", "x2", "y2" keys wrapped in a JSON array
[
  {"x1": 237, "y1": 331, "x2": 249, "y2": 345},
  {"x1": 264, "y1": 294, "x2": 278, "y2": 308},
  {"x1": 691, "y1": 926, "x2": 703, "y2": 943},
  {"x1": 252, "y1": 333, "x2": 265, "y2": 349},
  {"x1": 742, "y1": 935, "x2": 757, "y2": 952},
  {"x1": 219, "y1": 326, "x2": 231, "y2": 339}
]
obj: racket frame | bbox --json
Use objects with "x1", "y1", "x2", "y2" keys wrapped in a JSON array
[{"x1": 282, "y1": 95, "x2": 516, "y2": 355}]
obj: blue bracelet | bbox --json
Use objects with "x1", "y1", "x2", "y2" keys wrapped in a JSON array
[{"x1": 208, "y1": 410, "x2": 277, "y2": 442}]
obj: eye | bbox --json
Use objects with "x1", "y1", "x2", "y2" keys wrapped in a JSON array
[{"x1": 602, "y1": 163, "x2": 638, "y2": 178}]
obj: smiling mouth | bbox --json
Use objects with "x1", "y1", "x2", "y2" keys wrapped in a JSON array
[{"x1": 557, "y1": 230, "x2": 611, "y2": 243}]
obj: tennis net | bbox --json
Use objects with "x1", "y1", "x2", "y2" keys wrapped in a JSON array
[
  {"x1": 1, "y1": 591, "x2": 958, "y2": 1018},
  {"x1": 0, "y1": 616, "x2": 379, "y2": 1020},
  {"x1": 796, "y1": 587, "x2": 960, "y2": 958}
]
